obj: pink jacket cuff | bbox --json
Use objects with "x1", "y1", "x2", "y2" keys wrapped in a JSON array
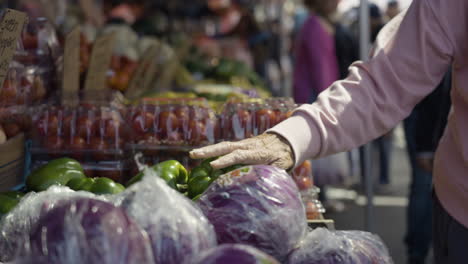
[{"x1": 268, "y1": 111, "x2": 321, "y2": 168}]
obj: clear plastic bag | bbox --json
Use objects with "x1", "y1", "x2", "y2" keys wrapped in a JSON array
[
  {"x1": 22, "y1": 198, "x2": 153, "y2": 264},
  {"x1": 0, "y1": 186, "x2": 107, "y2": 262},
  {"x1": 115, "y1": 167, "x2": 217, "y2": 264},
  {"x1": 197, "y1": 165, "x2": 307, "y2": 262},
  {"x1": 193, "y1": 244, "x2": 280, "y2": 264},
  {"x1": 287, "y1": 228, "x2": 394, "y2": 264}
]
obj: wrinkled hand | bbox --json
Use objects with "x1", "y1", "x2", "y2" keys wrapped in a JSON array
[{"x1": 190, "y1": 133, "x2": 294, "y2": 170}]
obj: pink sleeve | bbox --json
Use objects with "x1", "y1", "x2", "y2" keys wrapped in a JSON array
[{"x1": 270, "y1": 0, "x2": 455, "y2": 167}]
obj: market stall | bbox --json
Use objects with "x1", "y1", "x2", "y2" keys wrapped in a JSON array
[{"x1": 0, "y1": 2, "x2": 393, "y2": 263}]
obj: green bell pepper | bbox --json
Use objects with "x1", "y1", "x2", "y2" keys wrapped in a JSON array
[
  {"x1": 0, "y1": 191, "x2": 25, "y2": 218},
  {"x1": 126, "y1": 160, "x2": 189, "y2": 191},
  {"x1": 187, "y1": 158, "x2": 244, "y2": 198},
  {"x1": 26, "y1": 158, "x2": 86, "y2": 192},
  {"x1": 67, "y1": 177, "x2": 125, "y2": 195}
]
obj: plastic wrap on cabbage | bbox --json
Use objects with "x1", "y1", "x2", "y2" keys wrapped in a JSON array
[
  {"x1": 287, "y1": 228, "x2": 394, "y2": 264},
  {"x1": 197, "y1": 165, "x2": 307, "y2": 261},
  {"x1": 117, "y1": 167, "x2": 217, "y2": 264},
  {"x1": 0, "y1": 186, "x2": 107, "y2": 262},
  {"x1": 193, "y1": 244, "x2": 280, "y2": 264},
  {"x1": 23, "y1": 198, "x2": 153, "y2": 264}
]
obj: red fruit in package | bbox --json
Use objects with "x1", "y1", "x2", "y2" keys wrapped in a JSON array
[
  {"x1": 132, "y1": 111, "x2": 155, "y2": 135},
  {"x1": 75, "y1": 116, "x2": 96, "y2": 139},
  {"x1": 159, "y1": 111, "x2": 179, "y2": 137},
  {"x1": 255, "y1": 109, "x2": 277, "y2": 134},
  {"x1": 69, "y1": 136, "x2": 87, "y2": 160}
]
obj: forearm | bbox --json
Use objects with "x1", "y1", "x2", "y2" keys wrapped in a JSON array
[{"x1": 271, "y1": 0, "x2": 453, "y2": 166}]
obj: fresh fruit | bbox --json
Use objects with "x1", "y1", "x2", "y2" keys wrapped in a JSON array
[
  {"x1": 255, "y1": 109, "x2": 276, "y2": 134},
  {"x1": 159, "y1": 111, "x2": 179, "y2": 137},
  {"x1": 132, "y1": 111, "x2": 155, "y2": 135},
  {"x1": 75, "y1": 116, "x2": 95, "y2": 139}
]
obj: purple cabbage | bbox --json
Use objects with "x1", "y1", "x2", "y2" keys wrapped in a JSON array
[
  {"x1": 287, "y1": 228, "x2": 394, "y2": 264},
  {"x1": 27, "y1": 198, "x2": 153, "y2": 264},
  {"x1": 193, "y1": 244, "x2": 280, "y2": 264},
  {"x1": 197, "y1": 165, "x2": 307, "y2": 261},
  {"x1": 118, "y1": 169, "x2": 217, "y2": 264}
]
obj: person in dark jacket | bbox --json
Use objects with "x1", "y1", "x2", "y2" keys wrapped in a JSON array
[{"x1": 404, "y1": 69, "x2": 452, "y2": 264}]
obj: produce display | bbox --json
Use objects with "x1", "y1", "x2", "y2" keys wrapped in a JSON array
[
  {"x1": 30, "y1": 104, "x2": 130, "y2": 182},
  {"x1": 197, "y1": 165, "x2": 307, "y2": 262},
  {"x1": 66, "y1": 177, "x2": 125, "y2": 195},
  {"x1": 127, "y1": 98, "x2": 218, "y2": 147},
  {"x1": 2, "y1": 19, "x2": 58, "y2": 106},
  {"x1": 0, "y1": 106, "x2": 30, "y2": 142},
  {"x1": 126, "y1": 160, "x2": 188, "y2": 190},
  {"x1": 193, "y1": 244, "x2": 280, "y2": 264},
  {"x1": 0, "y1": 192, "x2": 24, "y2": 218},
  {"x1": 78, "y1": 33, "x2": 139, "y2": 93},
  {"x1": 287, "y1": 228, "x2": 393, "y2": 264},
  {"x1": 0, "y1": 7, "x2": 395, "y2": 264},
  {"x1": 118, "y1": 169, "x2": 217, "y2": 264},
  {"x1": 219, "y1": 99, "x2": 293, "y2": 141},
  {"x1": 0, "y1": 187, "x2": 107, "y2": 261},
  {"x1": 26, "y1": 198, "x2": 153, "y2": 264},
  {"x1": 26, "y1": 157, "x2": 86, "y2": 192},
  {"x1": 32, "y1": 105, "x2": 128, "y2": 158}
]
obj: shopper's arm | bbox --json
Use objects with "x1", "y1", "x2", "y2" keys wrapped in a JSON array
[{"x1": 271, "y1": 0, "x2": 455, "y2": 167}]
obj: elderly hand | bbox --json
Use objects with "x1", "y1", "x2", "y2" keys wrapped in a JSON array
[{"x1": 189, "y1": 133, "x2": 294, "y2": 170}]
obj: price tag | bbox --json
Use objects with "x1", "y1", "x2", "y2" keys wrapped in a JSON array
[
  {"x1": 84, "y1": 32, "x2": 116, "y2": 99},
  {"x1": 62, "y1": 27, "x2": 80, "y2": 106},
  {"x1": 0, "y1": 9, "x2": 27, "y2": 91},
  {"x1": 125, "y1": 43, "x2": 160, "y2": 99}
]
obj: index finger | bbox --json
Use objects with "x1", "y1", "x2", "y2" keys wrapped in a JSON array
[{"x1": 190, "y1": 141, "x2": 240, "y2": 159}]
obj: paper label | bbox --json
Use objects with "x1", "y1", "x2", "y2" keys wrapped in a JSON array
[
  {"x1": 62, "y1": 27, "x2": 80, "y2": 106},
  {"x1": 84, "y1": 32, "x2": 116, "y2": 98},
  {"x1": 125, "y1": 43, "x2": 160, "y2": 99},
  {"x1": 0, "y1": 9, "x2": 27, "y2": 91}
]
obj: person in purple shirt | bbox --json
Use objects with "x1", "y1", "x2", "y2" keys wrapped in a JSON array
[{"x1": 293, "y1": 0, "x2": 339, "y2": 104}]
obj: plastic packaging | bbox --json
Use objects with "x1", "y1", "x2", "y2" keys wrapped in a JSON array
[
  {"x1": 24, "y1": 198, "x2": 154, "y2": 264},
  {"x1": 197, "y1": 165, "x2": 307, "y2": 262},
  {"x1": 219, "y1": 100, "x2": 295, "y2": 141},
  {"x1": 0, "y1": 63, "x2": 33, "y2": 107},
  {"x1": 0, "y1": 186, "x2": 107, "y2": 262},
  {"x1": 127, "y1": 98, "x2": 219, "y2": 147},
  {"x1": 116, "y1": 166, "x2": 217, "y2": 264},
  {"x1": 0, "y1": 106, "x2": 31, "y2": 140},
  {"x1": 287, "y1": 228, "x2": 394, "y2": 264},
  {"x1": 301, "y1": 187, "x2": 325, "y2": 220},
  {"x1": 193, "y1": 244, "x2": 280, "y2": 264},
  {"x1": 31, "y1": 104, "x2": 129, "y2": 161},
  {"x1": 291, "y1": 160, "x2": 313, "y2": 191}
]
